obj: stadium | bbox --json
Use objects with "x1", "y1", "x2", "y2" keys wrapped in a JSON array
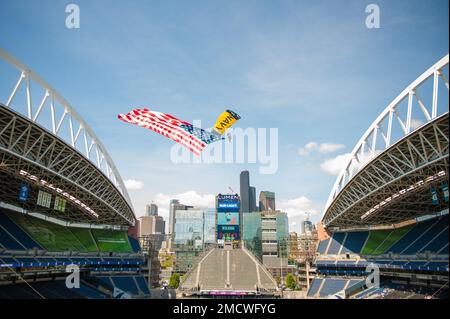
[
  {"x1": 307, "y1": 54, "x2": 449, "y2": 299},
  {"x1": 0, "y1": 48, "x2": 150, "y2": 299},
  {"x1": 0, "y1": 50, "x2": 448, "y2": 300}
]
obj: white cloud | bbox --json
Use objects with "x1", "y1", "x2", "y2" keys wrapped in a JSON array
[
  {"x1": 153, "y1": 191, "x2": 215, "y2": 210},
  {"x1": 410, "y1": 119, "x2": 424, "y2": 130},
  {"x1": 124, "y1": 179, "x2": 144, "y2": 190},
  {"x1": 320, "y1": 153, "x2": 352, "y2": 175},
  {"x1": 299, "y1": 141, "x2": 345, "y2": 156},
  {"x1": 278, "y1": 196, "x2": 321, "y2": 218},
  {"x1": 318, "y1": 143, "x2": 345, "y2": 153},
  {"x1": 278, "y1": 196, "x2": 323, "y2": 232}
]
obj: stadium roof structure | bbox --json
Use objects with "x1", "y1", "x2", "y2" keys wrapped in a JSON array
[
  {"x1": 0, "y1": 49, "x2": 135, "y2": 226},
  {"x1": 322, "y1": 54, "x2": 449, "y2": 230}
]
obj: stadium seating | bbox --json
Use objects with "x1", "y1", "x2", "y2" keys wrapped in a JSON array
[
  {"x1": 0, "y1": 227, "x2": 24, "y2": 250},
  {"x1": 360, "y1": 229, "x2": 392, "y2": 255},
  {"x1": 128, "y1": 236, "x2": 141, "y2": 253},
  {"x1": 402, "y1": 216, "x2": 448, "y2": 254},
  {"x1": 92, "y1": 229, "x2": 132, "y2": 253},
  {"x1": 92, "y1": 275, "x2": 149, "y2": 296},
  {"x1": 340, "y1": 231, "x2": 368, "y2": 254},
  {"x1": 111, "y1": 276, "x2": 140, "y2": 295},
  {"x1": 69, "y1": 228, "x2": 98, "y2": 252},
  {"x1": 1, "y1": 210, "x2": 138, "y2": 255},
  {"x1": 387, "y1": 217, "x2": 443, "y2": 254},
  {"x1": 0, "y1": 212, "x2": 42, "y2": 249},
  {"x1": 318, "y1": 214, "x2": 449, "y2": 258},
  {"x1": 316, "y1": 239, "x2": 330, "y2": 254},
  {"x1": 5, "y1": 211, "x2": 86, "y2": 251},
  {"x1": 135, "y1": 276, "x2": 151, "y2": 295},
  {"x1": 327, "y1": 233, "x2": 346, "y2": 254},
  {"x1": 75, "y1": 283, "x2": 109, "y2": 299},
  {"x1": 0, "y1": 281, "x2": 86, "y2": 299},
  {"x1": 307, "y1": 278, "x2": 361, "y2": 298},
  {"x1": 307, "y1": 278, "x2": 323, "y2": 297}
]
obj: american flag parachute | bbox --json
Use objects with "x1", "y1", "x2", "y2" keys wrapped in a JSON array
[{"x1": 118, "y1": 108, "x2": 240, "y2": 156}]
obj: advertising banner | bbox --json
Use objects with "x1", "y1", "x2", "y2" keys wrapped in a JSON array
[
  {"x1": 217, "y1": 212, "x2": 239, "y2": 225},
  {"x1": 217, "y1": 225, "x2": 240, "y2": 241},
  {"x1": 217, "y1": 195, "x2": 240, "y2": 212}
]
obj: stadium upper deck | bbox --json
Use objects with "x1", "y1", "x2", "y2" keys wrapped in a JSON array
[
  {"x1": 0, "y1": 49, "x2": 135, "y2": 227},
  {"x1": 323, "y1": 54, "x2": 449, "y2": 230}
]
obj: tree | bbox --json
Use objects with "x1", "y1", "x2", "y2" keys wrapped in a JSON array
[
  {"x1": 285, "y1": 273, "x2": 297, "y2": 290},
  {"x1": 169, "y1": 273, "x2": 180, "y2": 289}
]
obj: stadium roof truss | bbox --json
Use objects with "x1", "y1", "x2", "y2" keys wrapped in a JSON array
[
  {"x1": 0, "y1": 49, "x2": 135, "y2": 226},
  {"x1": 323, "y1": 54, "x2": 449, "y2": 229}
]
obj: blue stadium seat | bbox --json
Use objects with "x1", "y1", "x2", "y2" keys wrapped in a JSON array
[
  {"x1": 419, "y1": 226, "x2": 449, "y2": 253},
  {"x1": 327, "y1": 233, "x2": 346, "y2": 254},
  {"x1": 94, "y1": 276, "x2": 114, "y2": 290},
  {"x1": 336, "y1": 260, "x2": 356, "y2": 266},
  {"x1": 69, "y1": 257, "x2": 88, "y2": 265},
  {"x1": 0, "y1": 226, "x2": 24, "y2": 250},
  {"x1": 135, "y1": 276, "x2": 150, "y2": 295},
  {"x1": 405, "y1": 261, "x2": 427, "y2": 270},
  {"x1": 388, "y1": 218, "x2": 437, "y2": 253},
  {"x1": 341, "y1": 231, "x2": 369, "y2": 254},
  {"x1": 75, "y1": 283, "x2": 109, "y2": 299},
  {"x1": 0, "y1": 257, "x2": 19, "y2": 267},
  {"x1": 128, "y1": 236, "x2": 141, "y2": 253},
  {"x1": 317, "y1": 239, "x2": 330, "y2": 254},
  {"x1": 0, "y1": 212, "x2": 42, "y2": 249},
  {"x1": 403, "y1": 216, "x2": 448, "y2": 254},
  {"x1": 111, "y1": 276, "x2": 139, "y2": 295},
  {"x1": 425, "y1": 261, "x2": 449, "y2": 272},
  {"x1": 319, "y1": 279, "x2": 348, "y2": 297},
  {"x1": 307, "y1": 278, "x2": 322, "y2": 297}
]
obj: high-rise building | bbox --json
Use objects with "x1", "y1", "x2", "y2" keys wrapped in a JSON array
[
  {"x1": 249, "y1": 186, "x2": 257, "y2": 212},
  {"x1": 301, "y1": 219, "x2": 314, "y2": 235},
  {"x1": 139, "y1": 215, "x2": 165, "y2": 236},
  {"x1": 243, "y1": 210, "x2": 290, "y2": 280},
  {"x1": 240, "y1": 170, "x2": 250, "y2": 214},
  {"x1": 259, "y1": 191, "x2": 276, "y2": 211},
  {"x1": 173, "y1": 207, "x2": 215, "y2": 273},
  {"x1": 168, "y1": 200, "x2": 193, "y2": 235},
  {"x1": 288, "y1": 232, "x2": 299, "y2": 260},
  {"x1": 139, "y1": 215, "x2": 165, "y2": 250},
  {"x1": 146, "y1": 203, "x2": 158, "y2": 216}
]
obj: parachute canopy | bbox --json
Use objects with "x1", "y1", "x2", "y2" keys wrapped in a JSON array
[
  {"x1": 118, "y1": 108, "x2": 236, "y2": 156},
  {"x1": 212, "y1": 109, "x2": 241, "y2": 135}
]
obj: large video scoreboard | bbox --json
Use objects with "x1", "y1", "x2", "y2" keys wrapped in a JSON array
[{"x1": 216, "y1": 194, "x2": 240, "y2": 241}]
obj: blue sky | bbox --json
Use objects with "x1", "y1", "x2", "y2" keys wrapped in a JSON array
[{"x1": 0, "y1": 0, "x2": 448, "y2": 231}]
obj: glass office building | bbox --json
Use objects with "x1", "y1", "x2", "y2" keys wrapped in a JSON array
[
  {"x1": 243, "y1": 212, "x2": 262, "y2": 260},
  {"x1": 173, "y1": 208, "x2": 215, "y2": 273},
  {"x1": 242, "y1": 211, "x2": 289, "y2": 262}
]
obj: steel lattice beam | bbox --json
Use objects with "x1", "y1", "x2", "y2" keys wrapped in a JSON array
[
  {"x1": 0, "y1": 106, "x2": 134, "y2": 226},
  {"x1": 323, "y1": 113, "x2": 449, "y2": 228}
]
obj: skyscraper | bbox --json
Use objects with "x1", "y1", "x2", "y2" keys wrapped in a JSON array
[
  {"x1": 173, "y1": 207, "x2": 215, "y2": 273},
  {"x1": 249, "y1": 186, "x2": 257, "y2": 212},
  {"x1": 259, "y1": 191, "x2": 276, "y2": 211},
  {"x1": 168, "y1": 199, "x2": 179, "y2": 235},
  {"x1": 240, "y1": 170, "x2": 250, "y2": 214},
  {"x1": 301, "y1": 219, "x2": 314, "y2": 235},
  {"x1": 146, "y1": 203, "x2": 158, "y2": 216}
]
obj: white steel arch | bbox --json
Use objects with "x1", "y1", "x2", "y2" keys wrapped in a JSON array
[
  {"x1": 324, "y1": 54, "x2": 449, "y2": 215},
  {"x1": 0, "y1": 48, "x2": 133, "y2": 210}
]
